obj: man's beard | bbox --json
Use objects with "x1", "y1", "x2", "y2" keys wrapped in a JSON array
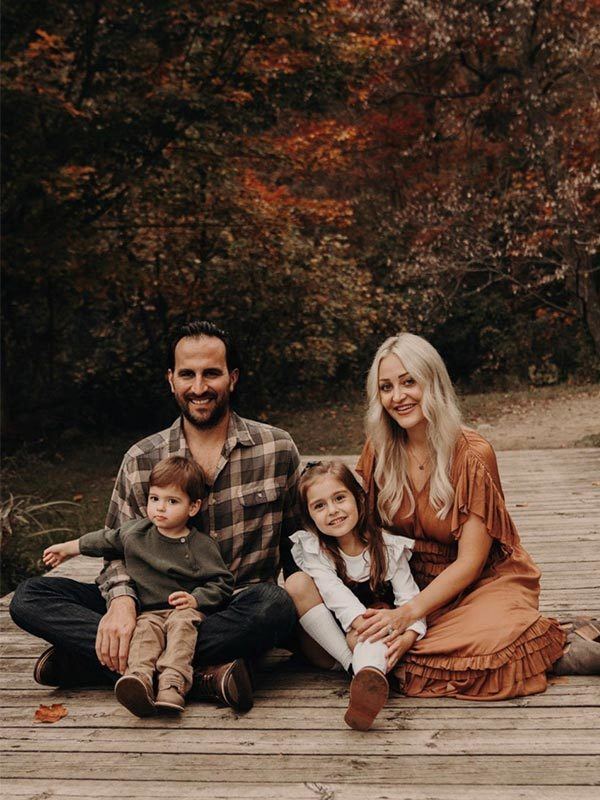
[{"x1": 176, "y1": 391, "x2": 230, "y2": 430}]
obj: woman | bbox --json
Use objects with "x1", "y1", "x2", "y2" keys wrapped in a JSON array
[{"x1": 352, "y1": 332, "x2": 598, "y2": 699}]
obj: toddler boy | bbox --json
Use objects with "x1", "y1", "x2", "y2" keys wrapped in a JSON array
[{"x1": 43, "y1": 456, "x2": 234, "y2": 717}]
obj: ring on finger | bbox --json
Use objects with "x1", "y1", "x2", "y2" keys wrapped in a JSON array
[{"x1": 387, "y1": 625, "x2": 395, "y2": 636}]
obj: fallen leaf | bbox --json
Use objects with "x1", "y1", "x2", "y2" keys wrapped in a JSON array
[
  {"x1": 72, "y1": 493, "x2": 83, "y2": 502},
  {"x1": 34, "y1": 703, "x2": 68, "y2": 723}
]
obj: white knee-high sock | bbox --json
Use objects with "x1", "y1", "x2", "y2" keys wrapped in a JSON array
[
  {"x1": 299, "y1": 604, "x2": 353, "y2": 671},
  {"x1": 352, "y1": 640, "x2": 387, "y2": 675}
]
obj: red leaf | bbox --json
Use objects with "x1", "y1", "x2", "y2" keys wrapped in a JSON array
[{"x1": 34, "y1": 703, "x2": 68, "y2": 723}]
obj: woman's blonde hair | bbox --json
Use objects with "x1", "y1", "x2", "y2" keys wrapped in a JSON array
[{"x1": 365, "y1": 333, "x2": 462, "y2": 523}]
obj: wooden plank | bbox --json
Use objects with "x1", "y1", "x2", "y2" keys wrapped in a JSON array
[
  {"x1": 2, "y1": 727, "x2": 599, "y2": 756},
  {"x1": 2, "y1": 687, "x2": 599, "y2": 711},
  {"x1": 2, "y1": 780, "x2": 599, "y2": 800},
  {"x1": 1, "y1": 704, "x2": 598, "y2": 731},
  {"x1": 2, "y1": 753, "x2": 600, "y2": 785},
  {"x1": 2, "y1": 663, "x2": 599, "y2": 695},
  {"x1": 1, "y1": 666, "x2": 598, "y2": 706},
  {"x1": 2, "y1": 675, "x2": 600, "y2": 700},
  {"x1": 1, "y1": 681, "x2": 599, "y2": 700}
]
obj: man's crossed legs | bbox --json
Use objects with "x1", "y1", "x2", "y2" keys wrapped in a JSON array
[{"x1": 9, "y1": 576, "x2": 296, "y2": 711}]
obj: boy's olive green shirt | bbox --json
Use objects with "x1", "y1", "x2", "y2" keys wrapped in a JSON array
[
  {"x1": 79, "y1": 519, "x2": 234, "y2": 613},
  {"x1": 99, "y1": 413, "x2": 301, "y2": 607}
]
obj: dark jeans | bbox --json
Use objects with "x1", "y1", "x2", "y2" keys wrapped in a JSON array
[{"x1": 9, "y1": 576, "x2": 297, "y2": 686}]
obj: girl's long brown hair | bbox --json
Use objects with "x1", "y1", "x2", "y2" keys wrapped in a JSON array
[{"x1": 298, "y1": 461, "x2": 388, "y2": 594}]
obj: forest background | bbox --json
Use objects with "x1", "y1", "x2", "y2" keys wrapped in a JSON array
[{"x1": 1, "y1": 1, "x2": 599, "y2": 589}]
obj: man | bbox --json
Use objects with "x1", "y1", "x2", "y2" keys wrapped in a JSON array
[{"x1": 10, "y1": 321, "x2": 301, "y2": 711}]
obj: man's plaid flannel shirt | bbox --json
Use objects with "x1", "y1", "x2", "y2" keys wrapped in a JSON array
[{"x1": 99, "y1": 413, "x2": 301, "y2": 606}]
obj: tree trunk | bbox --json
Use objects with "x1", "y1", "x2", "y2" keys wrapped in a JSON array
[{"x1": 577, "y1": 258, "x2": 600, "y2": 356}]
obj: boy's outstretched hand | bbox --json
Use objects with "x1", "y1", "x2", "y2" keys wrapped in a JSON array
[
  {"x1": 42, "y1": 540, "x2": 80, "y2": 568},
  {"x1": 168, "y1": 591, "x2": 198, "y2": 610}
]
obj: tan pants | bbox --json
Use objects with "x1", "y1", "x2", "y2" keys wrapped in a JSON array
[{"x1": 127, "y1": 608, "x2": 204, "y2": 693}]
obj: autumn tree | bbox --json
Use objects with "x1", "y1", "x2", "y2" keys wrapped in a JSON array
[
  {"x1": 344, "y1": 0, "x2": 600, "y2": 378},
  {"x1": 2, "y1": 0, "x2": 597, "y2": 439},
  {"x1": 1, "y1": 1, "x2": 378, "y2": 435}
]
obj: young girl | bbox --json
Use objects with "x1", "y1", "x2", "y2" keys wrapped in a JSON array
[{"x1": 287, "y1": 460, "x2": 426, "y2": 731}]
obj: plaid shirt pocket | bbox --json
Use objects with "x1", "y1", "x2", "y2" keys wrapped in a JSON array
[{"x1": 228, "y1": 478, "x2": 286, "y2": 581}]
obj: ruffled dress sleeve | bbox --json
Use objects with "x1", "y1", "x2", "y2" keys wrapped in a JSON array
[
  {"x1": 449, "y1": 432, "x2": 519, "y2": 553},
  {"x1": 382, "y1": 532, "x2": 427, "y2": 640},
  {"x1": 289, "y1": 530, "x2": 367, "y2": 632}
]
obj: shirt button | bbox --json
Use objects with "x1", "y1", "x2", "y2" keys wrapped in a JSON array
[{"x1": 180, "y1": 538, "x2": 186, "y2": 543}]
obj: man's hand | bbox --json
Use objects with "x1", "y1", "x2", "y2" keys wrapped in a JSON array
[
  {"x1": 95, "y1": 596, "x2": 137, "y2": 674},
  {"x1": 168, "y1": 591, "x2": 198, "y2": 610}
]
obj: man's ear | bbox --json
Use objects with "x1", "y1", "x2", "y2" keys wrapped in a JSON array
[
  {"x1": 167, "y1": 369, "x2": 175, "y2": 394},
  {"x1": 229, "y1": 368, "x2": 239, "y2": 392},
  {"x1": 189, "y1": 499, "x2": 202, "y2": 517}
]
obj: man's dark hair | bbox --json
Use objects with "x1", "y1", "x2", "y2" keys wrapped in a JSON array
[{"x1": 167, "y1": 320, "x2": 242, "y2": 378}]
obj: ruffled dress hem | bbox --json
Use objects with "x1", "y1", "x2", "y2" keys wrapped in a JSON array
[{"x1": 396, "y1": 616, "x2": 566, "y2": 700}]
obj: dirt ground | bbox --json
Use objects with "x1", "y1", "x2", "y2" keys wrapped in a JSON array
[
  {"x1": 272, "y1": 384, "x2": 600, "y2": 454},
  {"x1": 466, "y1": 387, "x2": 600, "y2": 450}
]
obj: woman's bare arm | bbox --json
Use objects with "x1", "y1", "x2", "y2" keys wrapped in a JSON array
[{"x1": 356, "y1": 513, "x2": 493, "y2": 641}]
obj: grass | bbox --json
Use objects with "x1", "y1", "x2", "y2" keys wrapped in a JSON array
[{"x1": 1, "y1": 436, "x2": 133, "y2": 594}]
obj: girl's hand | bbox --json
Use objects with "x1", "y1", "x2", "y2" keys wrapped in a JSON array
[
  {"x1": 42, "y1": 540, "x2": 79, "y2": 568},
  {"x1": 168, "y1": 591, "x2": 198, "y2": 610},
  {"x1": 386, "y1": 629, "x2": 418, "y2": 671},
  {"x1": 356, "y1": 604, "x2": 416, "y2": 643}
]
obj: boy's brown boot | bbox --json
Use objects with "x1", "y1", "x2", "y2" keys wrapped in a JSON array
[
  {"x1": 344, "y1": 667, "x2": 389, "y2": 731},
  {"x1": 114, "y1": 672, "x2": 156, "y2": 717},
  {"x1": 156, "y1": 677, "x2": 186, "y2": 712}
]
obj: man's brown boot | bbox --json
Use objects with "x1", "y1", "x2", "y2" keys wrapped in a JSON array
[
  {"x1": 115, "y1": 673, "x2": 156, "y2": 717},
  {"x1": 33, "y1": 646, "x2": 105, "y2": 688},
  {"x1": 190, "y1": 658, "x2": 253, "y2": 712},
  {"x1": 33, "y1": 646, "x2": 62, "y2": 686}
]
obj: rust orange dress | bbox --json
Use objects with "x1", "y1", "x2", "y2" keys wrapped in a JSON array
[{"x1": 357, "y1": 429, "x2": 566, "y2": 700}]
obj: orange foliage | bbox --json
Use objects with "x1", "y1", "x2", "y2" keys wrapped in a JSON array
[{"x1": 26, "y1": 29, "x2": 74, "y2": 64}]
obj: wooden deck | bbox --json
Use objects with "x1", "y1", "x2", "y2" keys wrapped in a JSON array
[{"x1": 1, "y1": 448, "x2": 599, "y2": 799}]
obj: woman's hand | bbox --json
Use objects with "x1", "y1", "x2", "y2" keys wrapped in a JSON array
[
  {"x1": 356, "y1": 603, "x2": 417, "y2": 643},
  {"x1": 168, "y1": 591, "x2": 198, "y2": 610}
]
